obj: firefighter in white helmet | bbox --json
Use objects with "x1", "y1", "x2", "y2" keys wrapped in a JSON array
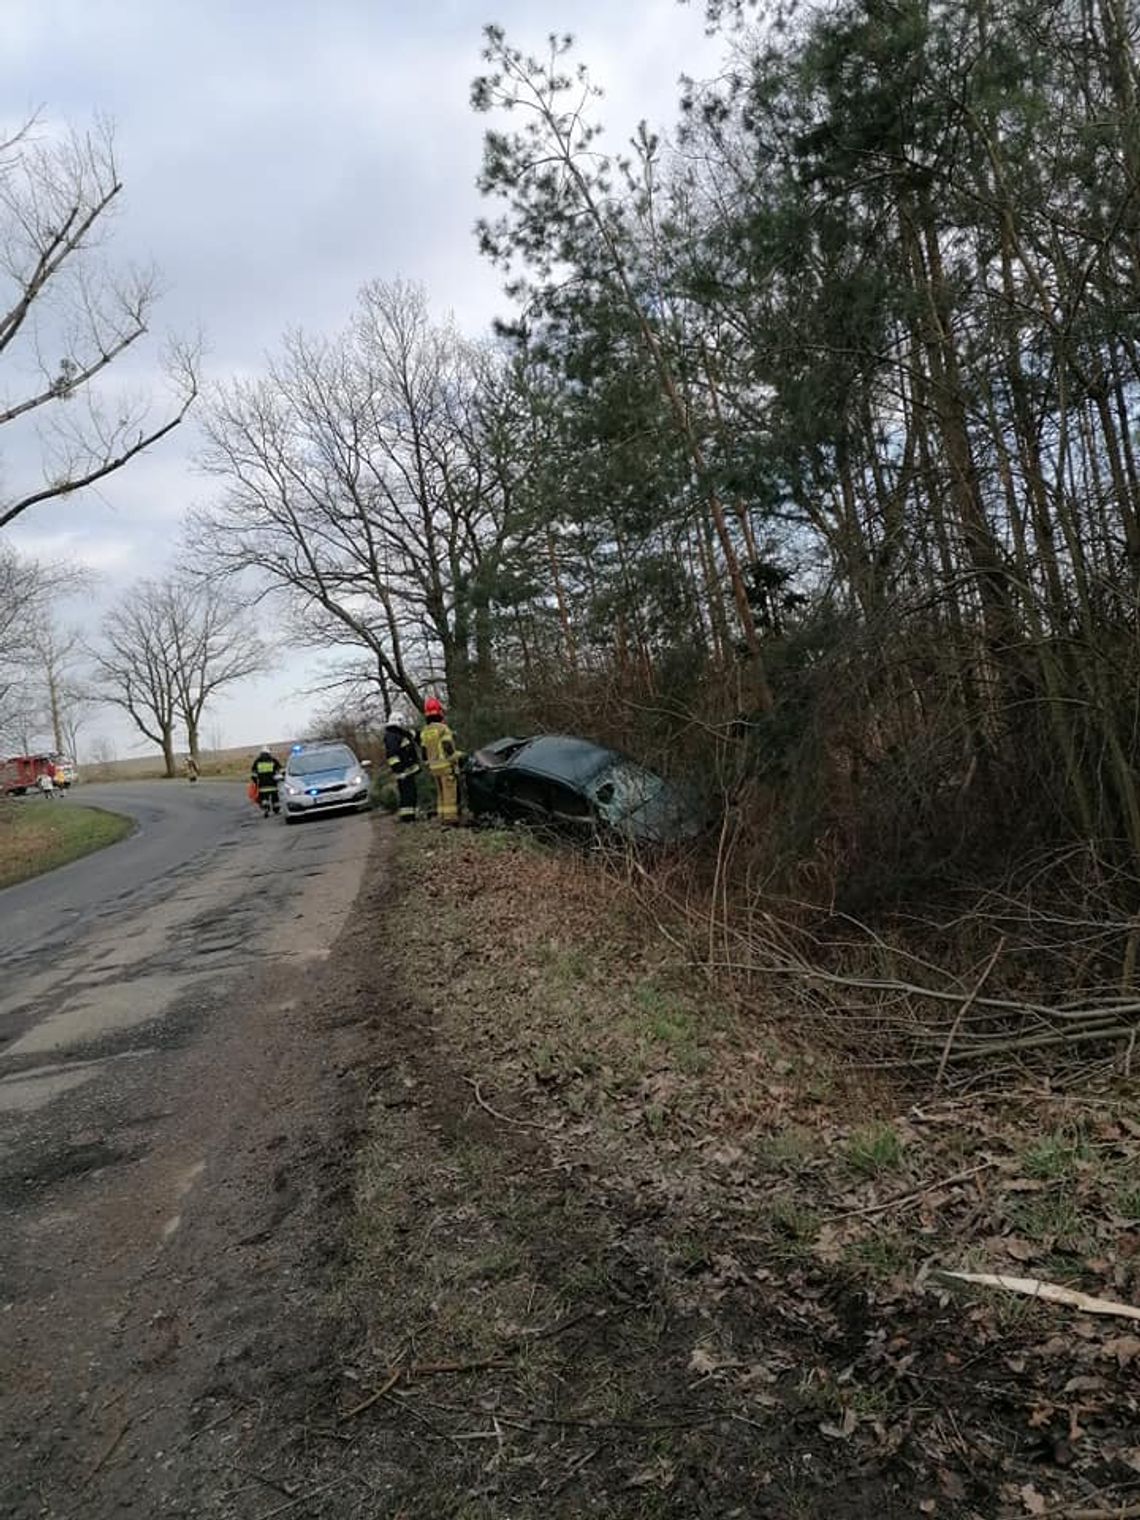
[{"x1": 383, "y1": 710, "x2": 420, "y2": 823}]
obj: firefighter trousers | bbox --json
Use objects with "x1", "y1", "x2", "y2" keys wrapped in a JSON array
[
  {"x1": 431, "y1": 766, "x2": 459, "y2": 823},
  {"x1": 396, "y1": 774, "x2": 418, "y2": 823}
]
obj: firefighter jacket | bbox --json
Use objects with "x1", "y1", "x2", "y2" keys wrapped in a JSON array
[
  {"x1": 384, "y1": 725, "x2": 420, "y2": 780},
  {"x1": 419, "y1": 720, "x2": 461, "y2": 775}
]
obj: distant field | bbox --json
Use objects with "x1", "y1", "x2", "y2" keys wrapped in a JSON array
[
  {"x1": 0, "y1": 802, "x2": 135, "y2": 889},
  {"x1": 80, "y1": 742, "x2": 302, "y2": 783}
]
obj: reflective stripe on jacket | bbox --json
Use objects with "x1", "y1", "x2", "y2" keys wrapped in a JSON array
[
  {"x1": 420, "y1": 721, "x2": 459, "y2": 775},
  {"x1": 252, "y1": 755, "x2": 279, "y2": 790}
]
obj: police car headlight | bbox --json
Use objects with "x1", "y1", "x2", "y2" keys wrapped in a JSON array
[
  {"x1": 349, "y1": 773, "x2": 364, "y2": 787},
  {"x1": 283, "y1": 782, "x2": 303, "y2": 796}
]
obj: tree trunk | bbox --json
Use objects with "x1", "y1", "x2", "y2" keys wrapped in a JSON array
[
  {"x1": 47, "y1": 665, "x2": 63, "y2": 754},
  {"x1": 546, "y1": 528, "x2": 578, "y2": 674}
]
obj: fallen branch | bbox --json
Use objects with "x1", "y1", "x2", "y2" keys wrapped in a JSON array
[
  {"x1": 340, "y1": 1359, "x2": 515, "y2": 1421},
  {"x1": 260, "y1": 1482, "x2": 340, "y2": 1519},
  {"x1": 705, "y1": 956, "x2": 1140, "y2": 1036},
  {"x1": 822, "y1": 1160, "x2": 996, "y2": 1224},
  {"x1": 935, "y1": 938, "x2": 1005, "y2": 1087},
  {"x1": 408, "y1": 1358, "x2": 514, "y2": 1377},
  {"x1": 82, "y1": 1417, "x2": 131, "y2": 1487},
  {"x1": 553, "y1": 1445, "x2": 600, "y2": 1493},
  {"x1": 934, "y1": 1271, "x2": 1140, "y2": 1322},
  {"x1": 463, "y1": 1076, "x2": 550, "y2": 1131},
  {"x1": 339, "y1": 1367, "x2": 404, "y2": 1422}
]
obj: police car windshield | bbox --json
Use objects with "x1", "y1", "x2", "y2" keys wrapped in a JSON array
[{"x1": 288, "y1": 746, "x2": 355, "y2": 776}]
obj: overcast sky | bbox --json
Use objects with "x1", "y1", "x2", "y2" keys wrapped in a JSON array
[{"x1": 2, "y1": 0, "x2": 722, "y2": 759}]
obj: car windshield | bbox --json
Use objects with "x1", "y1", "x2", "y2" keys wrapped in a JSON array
[
  {"x1": 589, "y1": 760, "x2": 700, "y2": 843},
  {"x1": 588, "y1": 761, "x2": 665, "y2": 821},
  {"x1": 288, "y1": 746, "x2": 356, "y2": 776}
]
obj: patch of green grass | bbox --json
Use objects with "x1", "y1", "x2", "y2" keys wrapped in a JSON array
[
  {"x1": 0, "y1": 802, "x2": 133, "y2": 889},
  {"x1": 643, "y1": 1103, "x2": 667, "y2": 1134},
  {"x1": 1009, "y1": 1190, "x2": 1090, "y2": 1247},
  {"x1": 752, "y1": 1127, "x2": 820, "y2": 1170},
  {"x1": 844, "y1": 1232, "x2": 916, "y2": 1279},
  {"x1": 471, "y1": 826, "x2": 544, "y2": 856},
  {"x1": 1022, "y1": 1125, "x2": 1093, "y2": 1180},
  {"x1": 766, "y1": 1196, "x2": 821, "y2": 1258},
  {"x1": 632, "y1": 979, "x2": 710, "y2": 1074},
  {"x1": 1116, "y1": 1183, "x2": 1140, "y2": 1223},
  {"x1": 457, "y1": 1243, "x2": 526, "y2": 1285},
  {"x1": 845, "y1": 1123, "x2": 905, "y2": 1177},
  {"x1": 538, "y1": 943, "x2": 590, "y2": 983}
]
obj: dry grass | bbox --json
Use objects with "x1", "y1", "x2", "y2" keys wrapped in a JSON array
[{"x1": 82, "y1": 740, "x2": 302, "y2": 782}]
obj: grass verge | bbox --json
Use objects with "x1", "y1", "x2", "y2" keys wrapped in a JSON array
[
  {"x1": 0, "y1": 801, "x2": 134, "y2": 889},
  {"x1": 341, "y1": 826, "x2": 1140, "y2": 1520}
]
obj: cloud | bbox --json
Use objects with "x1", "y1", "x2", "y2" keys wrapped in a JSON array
[{"x1": 0, "y1": 0, "x2": 722, "y2": 751}]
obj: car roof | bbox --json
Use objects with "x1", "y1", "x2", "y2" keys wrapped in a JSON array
[
  {"x1": 288, "y1": 740, "x2": 355, "y2": 760},
  {"x1": 513, "y1": 735, "x2": 617, "y2": 784}
]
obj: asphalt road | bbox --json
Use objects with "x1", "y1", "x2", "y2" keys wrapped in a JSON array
[
  {"x1": 0, "y1": 778, "x2": 372, "y2": 1125},
  {"x1": 0, "y1": 779, "x2": 378, "y2": 1515},
  {"x1": 0, "y1": 781, "x2": 247, "y2": 961}
]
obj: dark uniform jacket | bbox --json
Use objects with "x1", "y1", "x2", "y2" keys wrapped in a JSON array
[
  {"x1": 251, "y1": 751, "x2": 281, "y2": 794},
  {"x1": 383, "y1": 726, "x2": 420, "y2": 779}
]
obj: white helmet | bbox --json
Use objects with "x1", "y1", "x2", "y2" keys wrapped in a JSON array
[{"x1": 386, "y1": 710, "x2": 409, "y2": 729}]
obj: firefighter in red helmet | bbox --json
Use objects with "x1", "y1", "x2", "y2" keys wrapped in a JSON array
[{"x1": 420, "y1": 696, "x2": 462, "y2": 824}]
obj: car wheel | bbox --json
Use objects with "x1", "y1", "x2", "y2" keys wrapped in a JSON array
[{"x1": 284, "y1": 814, "x2": 297, "y2": 826}]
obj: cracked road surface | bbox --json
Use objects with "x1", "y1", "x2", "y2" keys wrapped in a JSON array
[{"x1": 0, "y1": 782, "x2": 376, "y2": 1517}]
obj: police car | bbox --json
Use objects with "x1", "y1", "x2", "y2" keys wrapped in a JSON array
[{"x1": 279, "y1": 741, "x2": 373, "y2": 823}]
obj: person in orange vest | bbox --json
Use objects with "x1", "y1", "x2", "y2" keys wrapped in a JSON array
[{"x1": 419, "y1": 696, "x2": 462, "y2": 824}]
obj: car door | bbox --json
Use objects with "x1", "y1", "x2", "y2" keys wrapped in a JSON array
[
  {"x1": 546, "y1": 779, "x2": 595, "y2": 836},
  {"x1": 501, "y1": 770, "x2": 550, "y2": 823}
]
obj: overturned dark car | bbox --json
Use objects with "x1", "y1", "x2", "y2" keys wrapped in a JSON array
[{"x1": 462, "y1": 735, "x2": 703, "y2": 847}]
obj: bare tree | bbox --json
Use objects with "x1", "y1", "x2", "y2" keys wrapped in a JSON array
[
  {"x1": 0, "y1": 541, "x2": 81, "y2": 746},
  {"x1": 30, "y1": 621, "x2": 90, "y2": 755},
  {"x1": 165, "y1": 580, "x2": 262, "y2": 759},
  {"x1": 195, "y1": 279, "x2": 527, "y2": 715},
  {"x1": 0, "y1": 117, "x2": 198, "y2": 530},
  {"x1": 92, "y1": 576, "x2": 261, "y2": 774},
  {"x1": 92, "y1": 581, "x2": 180, "y2": 775}
]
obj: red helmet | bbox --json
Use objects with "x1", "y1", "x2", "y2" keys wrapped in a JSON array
[{"x1": 424, "y1": 696, "x2": 444, "y2": 718}]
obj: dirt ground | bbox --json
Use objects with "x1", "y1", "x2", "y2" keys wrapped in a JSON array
[
  {"x1": 6, "y1": 822, "x2": 1138, "y2": 1518},
  {"x1": 330, "y1": 831, "x2": 1140, "y2": 1520}
]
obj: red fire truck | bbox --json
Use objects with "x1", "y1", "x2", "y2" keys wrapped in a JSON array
[{"x1": 1, "y1": 753, "x2": 76, "y2": 795}]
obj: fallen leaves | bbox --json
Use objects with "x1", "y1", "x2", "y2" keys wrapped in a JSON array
[
  {"x1": 1101, "y1": 1334, "x2": 1140, "y2": 1365},
  {"x1": 819, "y1": 1406, "x2": 858, "y2": 1441},
  {"x1": 379, "y1": 830, "x2": 1140, "y2": 1519},
  {"x1": 1019, "y1": 1482, "x2": 1049, "y2": 1515}
]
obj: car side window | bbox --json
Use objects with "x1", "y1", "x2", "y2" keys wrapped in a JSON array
[{"x1": 547, "y1": 781, "x2": 592, "y2": 820}]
